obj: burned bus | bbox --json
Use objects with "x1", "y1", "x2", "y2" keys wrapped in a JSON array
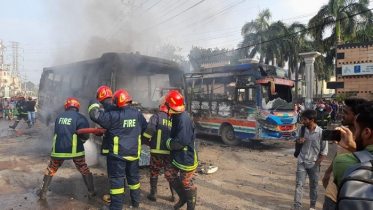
[
  {"x1": 185, "y1": 63, "x2": 298, "y2": 146},
  {"x1": 38, "y1": 52, "x2": 185, "y2": 165}
]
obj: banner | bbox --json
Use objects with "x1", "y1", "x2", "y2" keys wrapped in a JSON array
[{"x1": 342, "y1": 63, "x2": 373, "y2": 76}]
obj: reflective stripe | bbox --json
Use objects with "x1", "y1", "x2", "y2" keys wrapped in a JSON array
[
  {"x1": 156, "y1": 130, "x2": 162, "y2": 150},
  {"x1": 88, "y1": 103, "x2": 100, "y2": 113},
  {"x1": 166, "y1": 138, "x2": 172, "y2": 150},
  {"x1": 102, "y1": 149, "x2": 109, "y2": 154},
  {"x1": 150, "y1": 149, "x2": 170, "y2": 154},
  {"x1": 128, "y1": 183, "x2": 140, "y2": 190},
  {"x1": 183, "y1": 146, "x2": 188, "y2": 151},
  {"x1": 172, "y1": 142, "x2": 198, "y2": 172},
  {"x1": 123, "y1": 136, "x2": 141, "y2": 161},
  {"x1": 110, "y1": 188, "x2": 124, "y2": 194},
  {"x1": 72, "y1": 134, "x2": 77, "y2": 153},
  {"x1": 52, "y1": 134, "x2": 85, "y2": 158},
  {"x1": 113, "y1": 137, "x2": 119, "y2": 155},
  {"x1": 150, "y1": 130, "x2": 170, "y2": 154},
  {"x1": 143, "y1": 132, "x2": 152, "y2": 139},
  {"x1": 52, "y1": 134, "x2": 56, "y2": 154}
]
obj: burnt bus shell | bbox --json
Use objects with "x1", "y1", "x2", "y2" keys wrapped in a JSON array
[{"x1": 38, "y1": 52, "x2": 185, "y2": 166}]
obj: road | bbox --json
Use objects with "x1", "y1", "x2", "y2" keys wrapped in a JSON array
[{"x1": 0, "y1": 120, "x2": 336, "y2": 210}]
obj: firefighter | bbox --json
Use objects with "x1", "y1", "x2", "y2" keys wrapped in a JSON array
[
  {"x1": 316, "y1": 104, "x2": 330, "y2": 129},
  {"x1": 96, "y1": 85, "x2": 116, "y2": 203},
  {"x1": 88, "y1": 89, "x2": 147, "y2": 209},
  {"x1": 163, "y1": 90, "x2": 198, "y2": 210},
  {"x1": 9, "y1": 94, "x2": 31, "y2": 129},
  {"x1": 142, "y1": 95, "x2": 175, "y2": 202},
  {"x1": 96, "y1": 86, "x2": 116, "y2": 156},
  {"x1": 39, "y1": 98, "x2": 95, "y2": 199}
]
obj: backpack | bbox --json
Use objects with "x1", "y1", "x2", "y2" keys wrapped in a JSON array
[
  {"x1": 294, "y1": 126, "x2": 305, "y2": 158},
  {"x1": 337, "y1": 150, "x2": 373, "y2": 209}
]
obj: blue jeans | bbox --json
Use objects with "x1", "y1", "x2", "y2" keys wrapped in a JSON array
[
  {"x1": 28, "y1": 111, "x2": 35, "y2": 125},
  {"x1": 294, "y1": 162, "x2": 320, "y2": 209}
]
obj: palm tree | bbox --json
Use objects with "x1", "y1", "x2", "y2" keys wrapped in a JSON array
[
  {"x1": 308, "y1": 0, "x2": 372, "y2": 50},
  {"x1": 240, "y1": 9, "x2": 271, "y2": 63}
]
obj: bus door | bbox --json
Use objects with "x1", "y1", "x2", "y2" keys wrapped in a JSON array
[{"x1": 234, "y1": 87, "x2": 257, "y2": 119}]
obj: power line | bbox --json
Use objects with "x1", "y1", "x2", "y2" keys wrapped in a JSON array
[
  {"x1": 143, "y1": 0, "x2": 162, "y2": 12},
  {"x1": 192, "y1": 8, "x2": 373, "y2": 61},
  {"x1": 140, "y1": 0, "x2": 206, "y2": 33}
]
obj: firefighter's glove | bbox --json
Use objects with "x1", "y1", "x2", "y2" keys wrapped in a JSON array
[{"x1": 88, "y1": 99, "x2": 100, "y2": 113}]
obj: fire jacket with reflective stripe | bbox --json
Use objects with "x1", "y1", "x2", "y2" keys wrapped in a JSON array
[
  {"x1": 16, "y1": 100, "x2": 27, "y2": 115},
  {"x1": 101, "y1": 104, "x2": 117, "y2": 155},
  {"x1": 143, "y1": 111, "x2": 171, "y2": 155},
  {"x1": 89, "y1": 105, "x2": 147, "y2": 161},
  {"x1": 163, "y1": 111, "x2": 198, "y2": 172},
  {"x1": 316, "y1": 110, "x2": 330, "y2": 129},
  {"x1": 51, "y1": 110, "x2": 90, "y2": 159}
]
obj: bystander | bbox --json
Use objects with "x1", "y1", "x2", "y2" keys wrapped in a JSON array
[
  {"x1": 294, "y1": 109, "x2": 328, "y2": 210},
  {"x1": 322, "y1": 97, "x2": 368, "y2": 210}
]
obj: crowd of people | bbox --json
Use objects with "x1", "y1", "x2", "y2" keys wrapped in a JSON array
[
  {"x1": 294, "y1": 97, "x2": 373, "y2": 210},
  {"x1": 39, "y1": 86, "x2": 198, "y2": 210},
  {"x1": 0, "y1": 95, "x2": 37, "y2": 129}
]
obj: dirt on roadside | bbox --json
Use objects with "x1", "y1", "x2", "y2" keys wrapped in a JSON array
[{"x1": 0, "y1": 121, "x2": 336, "y2": 210}]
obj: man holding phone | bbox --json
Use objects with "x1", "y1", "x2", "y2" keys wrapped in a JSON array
[
  {"x1": 294, "y1": 109, "x2": 328, "y2": 210},
  {"x1": 333, "y1": 101, "x2": 373, "y2": 186},
  {"x1": 322, "y1": 97, "x2": 368, "y2": 210}
]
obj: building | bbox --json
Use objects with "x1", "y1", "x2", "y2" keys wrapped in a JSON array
[
  {"x1": 0, "y1": 69, "x2": 21, "y2": 97},
  {"x1": 328, "y1": 42, "x2": 373, "y2": 99}
]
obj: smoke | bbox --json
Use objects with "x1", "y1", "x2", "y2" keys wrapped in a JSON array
[{"x1": 83, "y1": 138, "x2": 99, "y2": 166}]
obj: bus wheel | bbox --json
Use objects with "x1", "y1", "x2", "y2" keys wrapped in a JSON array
[{"x1": 221, "y1": 125, "x2": 240, "y2": 146}]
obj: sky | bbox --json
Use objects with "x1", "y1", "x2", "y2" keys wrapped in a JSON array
[{"x1": 0, "y1": 0, "x2": 350, "y2": 83}]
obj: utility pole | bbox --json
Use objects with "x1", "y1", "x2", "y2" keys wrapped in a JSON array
[
  {"x1": 10, "y1": 41, "x2": 20, "y2": 77},
  {"x1": 0, "y1": 40, "x2": 5, "y2": 70}
]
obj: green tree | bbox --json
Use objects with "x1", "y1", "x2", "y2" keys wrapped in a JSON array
[
  {"x1": 308, "y1": 0, "x2": 372, "y2": 50},
  {"x1": 188, "y1": 47, "x2": 239, "y2": 70},
  {"x1": 154, "y1": 44, "x2": 185, "y2": 63}
]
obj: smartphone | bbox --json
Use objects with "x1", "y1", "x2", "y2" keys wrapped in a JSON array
[{"x1": 322, "y1": 130, "x2": 341, "y2": 141}]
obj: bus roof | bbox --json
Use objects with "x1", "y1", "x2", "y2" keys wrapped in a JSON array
[
  {"x1": 186, "y1": 63, "x2": 289, "y2": 79},
  {"x1": 43, "y1": 53, "x2": 184, "y2": 75}
]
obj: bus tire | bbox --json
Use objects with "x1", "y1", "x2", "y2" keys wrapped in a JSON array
[{"x1": 221, "y1": 125, "x2": 240, "y2": 146}]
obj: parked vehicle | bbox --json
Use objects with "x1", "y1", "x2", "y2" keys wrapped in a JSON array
[{"x1": 185, "y1": 63, "x2": 298, "y2": 145}]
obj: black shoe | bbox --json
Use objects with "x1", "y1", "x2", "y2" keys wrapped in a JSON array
[
  {"x1": 170, "y1": 182, "x2": 176, "y2": 202},
  {"x1": 9, "y1": 121, "x2": 19, "y2": 129},
  {"x1": 40, "y1": 175, "x2": 52, "y2": 199},
  {"x1": 131, "y1": 201, "x2": 139, "y2": 208},
  {"x1": 82, "y1": 173, "x2": 96, "y2": 196},
  {"x1": 186, "y1": 188, "x2": 197, "y2": 210},
  {"x1": 147, "y1": 177, "x2": 157, "y2": 202},
  {"x1": 169, "y1": 180, "x2": 187, "y2": 210}
]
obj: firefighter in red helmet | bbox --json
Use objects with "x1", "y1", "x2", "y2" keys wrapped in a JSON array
[
  {"x1": 162, "y1": 90, "x2": 198, "y2": 210},
  {"x1": 142, "y1": 94, "x2": 175, "y2": 202},
  {"x1": 88, "y1": 90, "x2": 147, "y2": 209},
  {"x1": 9, "y1": 94, "x2": 31, "y2": 129},
  {"x1": 39, "y1": 98, "x2": 95, "y2": 199},
  {"x1": 96, "y1": 86, "x2": 117, "y2": 202}
]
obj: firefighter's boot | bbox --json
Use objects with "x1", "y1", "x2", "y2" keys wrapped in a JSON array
[
  {"x1": 147, "y1": 177, "x2": 158, "y2": 202},
  {"x1": 9, "y1": 121, "x2": 19, "y2": 129},
  {"x1": 169, "y1": 180, "x2": 187, "y2": 209},
  {"x1": 186, "y1": 188, "x2": 197, "y2": 210},
  {"x1": 40, "y1": 175, "x2": 52, "y2": 200},
  {"x1": 170, "y1": 182, "x2": 176, "y2": 202},
  {"x1": 82, "y1": 173, "x2": 96, "y2": 196}
]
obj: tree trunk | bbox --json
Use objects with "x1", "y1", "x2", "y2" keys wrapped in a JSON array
[
  {"x1": 336, "y1": 19, "x2": 341, "y2": 43},
  {"x1": 315, "y1": 78, "x2": 318, "y2": 99},
  {"x1": 321, "y1": 79, "x2": 324, "y2": 98},
  {"x1": 295, "y1": 66, "x2": 299, "y2": 99}
]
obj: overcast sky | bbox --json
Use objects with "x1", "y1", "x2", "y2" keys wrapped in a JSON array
[{"x1": 0, "y1": 0, "x2": 353, "y2": 83}]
